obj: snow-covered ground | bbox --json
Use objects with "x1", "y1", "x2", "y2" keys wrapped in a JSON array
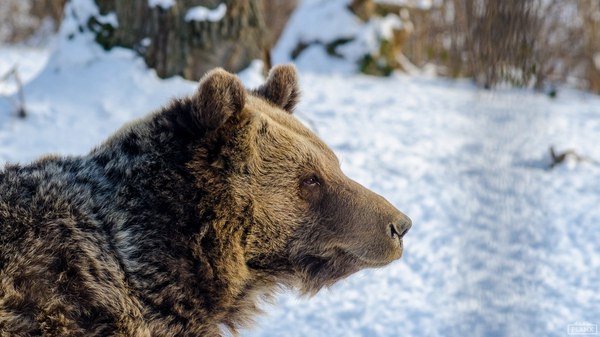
[
  {"x1": 0, "y1": 45, "x2": 50, "y2": 96},
  {"x1": 246, "y1": 75, "x2": 600, "y2": 337},
  {"x1": 1, "y1": 26, "x2": 600, "y2": 337}
]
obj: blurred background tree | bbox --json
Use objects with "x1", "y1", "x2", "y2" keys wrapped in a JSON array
[
  {"x1": 0, "y1": 0, "x2": 66, "y2": 44},
  {"x1": 86, "y1": 0, "x2": 297, "y2": 79},
  {"x1": 396, "y1": 0, "x2": 600, "y2": 92}
]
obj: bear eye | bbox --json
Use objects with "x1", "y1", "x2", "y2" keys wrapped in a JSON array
[{"x1": 302, "y1": 175, "x2": 321, "y2": 187}]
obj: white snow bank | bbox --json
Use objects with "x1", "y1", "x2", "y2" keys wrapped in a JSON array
[
  {"x1": 95, "y1": 12, "x2": 118, "y2": 27},
  {"x1": 338, "y1": 14, "x2": 403, "y2": 63},
  {"x1": 0, "y1": 43, "x2": 196, "y2": 162},
  {"x1": 148, "y1": 0, "x2": 176, "y2": 10},
  {"x1": 273, "y1": 0, "x2": 404, "y2": 74},
  {"x1": 375, "y1": 0, "x2": 434, "y2": 10},
  {"x1": 185, "y1": 3, "x2": 227, "y2": 22},
  {"x1": 272, "y1": 0, "x2": 362, "y2": 68},
  {"x1": 62, "y1": 0, "x2": 103, "y2": 30},
  {"x1": 0, "y1": 0, "x2": 200, "y2": 161}
]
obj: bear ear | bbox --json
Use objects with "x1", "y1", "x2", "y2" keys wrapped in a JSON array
[
  {"x1": 252, "y1": 64, "x2": 300, "y2": 113},
  {"x1": 192, "y1": 68, "x2": 246, "y2": 131}
]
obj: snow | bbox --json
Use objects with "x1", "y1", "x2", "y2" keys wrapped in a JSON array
[
  {"x1": 141, "y1": 37, "x2": 152, "y2": 47},
  {"x1": 1, "y1": 7, "x2": 600, "y2": 336},
  {"x1": 239, "y1": 74, "x2": 600, "y2": 337},
  {"x1": 337, "y1": 14, "x2": 403, "y2": 64},
  {"x1": 59, "y1": 0, "x2": 118, "y2": 40},
  {"x1": 0, "y1": 0, "x2": 194, "y2": 160},
  {"x1": 237, "y1": 60, "x2": 268, "y2": 89},
  {"x1": 374, "y1": 0, "x2": 435, "y2": 10},
  {"x1": 0, "y1": 45, "x2": 50, "y2": 96},
  {"x1": 272, "y1": 0, "x2": 407, "y2": 74},
  {"x1": 294, "y1": 45, "x2": 356, "y2": 74},
  {"x1": 272, "y1": 0, "x2": 363, "y2": 66},
  {"x1": 95, "y1": 12, "x2": 118, "y2": 27},
  {"x1": 63, "y1": 0, "x2": 101, "y2": 28},
  {"x1": 0, "y1": 43, "x2": 193, "y2": 161},
  {"x1": 148, "y1": 0, "x2": 176, "y2": 10},
  {"x1": 376, "y1": 14, "x2": 404, "y2": 39},
  {"x1": 185, "y1": 3, "x2": 227, "y2": 23}
]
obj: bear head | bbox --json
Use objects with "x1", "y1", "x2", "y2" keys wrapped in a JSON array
[{"x1": 186, "y1": 65, "x2": 412, "y2": 294}]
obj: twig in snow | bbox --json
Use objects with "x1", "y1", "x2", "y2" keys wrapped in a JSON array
[
  {"x1": 1, "y1": 66, "x2": 27, "y2": 118},
  {"x1": 549, "y1": 146, "x2": 599, "y2": 168}
]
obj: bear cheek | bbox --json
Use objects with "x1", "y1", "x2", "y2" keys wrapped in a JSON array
[{"x1": 245, "y1": 202, "x2": 299, "y2": 263}]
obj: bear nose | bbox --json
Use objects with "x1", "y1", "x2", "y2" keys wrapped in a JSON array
[{"x1": 389, "y1": 216, "x2": 412, "y2": 240}]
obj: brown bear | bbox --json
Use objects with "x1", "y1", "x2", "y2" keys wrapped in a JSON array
[{"x1": 0, "y1": 65, "x2": 411, "y2": 336}]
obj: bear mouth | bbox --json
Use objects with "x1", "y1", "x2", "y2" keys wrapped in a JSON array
[
  {"x1": 339, "y1": 241, "x2": 403, "y2": 268},
  {"x1": 292, "y1": 244, "x2": 403, "y2": 292}
]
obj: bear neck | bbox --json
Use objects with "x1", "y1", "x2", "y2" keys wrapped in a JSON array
[{"x1": 86, "y1": 103, "x2": 280, "y2": 335}]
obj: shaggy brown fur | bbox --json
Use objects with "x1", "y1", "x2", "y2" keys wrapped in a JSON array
[{"x1": 0, "y1": 65, "x2": 411, "y2": 336}]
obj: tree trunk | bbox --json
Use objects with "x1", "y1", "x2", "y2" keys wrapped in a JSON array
[{"x1": 88, "y1": 0, "x2": 276, "y2": 79}]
